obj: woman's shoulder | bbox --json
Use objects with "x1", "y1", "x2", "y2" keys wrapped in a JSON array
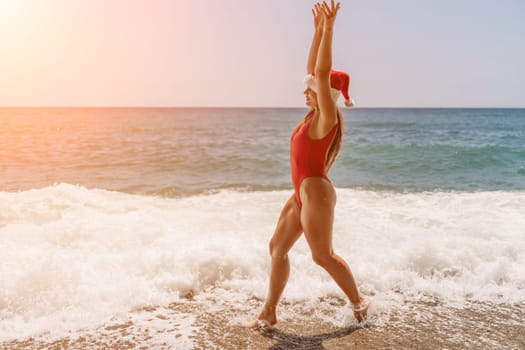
[
  {"x1": 291, "y1": 110, "x2": 315, "y2": 137},
  {"x1": 303, "y1": 110, "x2": 316, "y2": 123}
]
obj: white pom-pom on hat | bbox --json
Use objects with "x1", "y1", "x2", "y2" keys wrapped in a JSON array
[{"x1": 345, "y1": 98, "x2": 355, "y2": 107}]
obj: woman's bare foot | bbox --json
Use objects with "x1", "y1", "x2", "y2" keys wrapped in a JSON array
[
  {"x1": 352, "y1": 296, "x2": 370, "y2": 322},
  {"x1": 242, "y1": 304, "x2": 278, "y2": 329}
]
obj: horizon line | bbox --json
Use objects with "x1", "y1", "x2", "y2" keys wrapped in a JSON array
[{"x1": 1, "y1": 106, "x2": 524, "y2": 109}]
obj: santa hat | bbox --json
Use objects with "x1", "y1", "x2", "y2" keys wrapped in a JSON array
[{"x1": 304, "y1": 70, "x2": 355, "y2": 107}]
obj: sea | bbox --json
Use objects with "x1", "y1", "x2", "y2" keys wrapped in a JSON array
[{"x1": 1, "y1": 107, "x2": 524, "y2": 348}]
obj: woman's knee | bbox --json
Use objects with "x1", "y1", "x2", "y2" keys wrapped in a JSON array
[
  {"x1": 311, "y1": 252, "x2": 334, "y2": 267},
  {"x1": 269, "y1": 240, "x2": 288, "y2": 259}
]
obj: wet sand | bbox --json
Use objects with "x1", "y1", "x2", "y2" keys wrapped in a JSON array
[{"x1": 1, "y1": 299, "x2": 523, "y2": 349}]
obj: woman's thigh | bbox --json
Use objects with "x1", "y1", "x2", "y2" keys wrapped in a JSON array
[
  {"x1": 299, "y1": 177, "x2": 336, "y2": 255},
  {"x1": 269, "y1": 194, "x2": 303, "y2": 258}
]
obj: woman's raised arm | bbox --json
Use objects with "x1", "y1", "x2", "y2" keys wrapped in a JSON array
[
  {"x1": 306, "y1": 3, "x2": 324, "y2": 74},
  {"x1": 315, "y1": 0, "x2": 341, "y2": 127}
]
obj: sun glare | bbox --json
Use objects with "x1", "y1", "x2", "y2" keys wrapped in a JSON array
[{"x1": 0, "y1": 1, "x2": 25, "y2": 30}]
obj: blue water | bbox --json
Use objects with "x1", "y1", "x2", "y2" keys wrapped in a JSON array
[
  {"x1": 334, "y1": 108, "x2": 525, "y2": 191},
  {"x1": 1, "y1": 107, "x2": 524, "y2": 194}
]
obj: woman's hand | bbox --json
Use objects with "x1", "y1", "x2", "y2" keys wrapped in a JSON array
[
  {"x1": 321, "y1": 0, "x2": 341, "y2": 30},
  {"x1": 312, "y1": 2, "x2": 324, "y2": 32}
]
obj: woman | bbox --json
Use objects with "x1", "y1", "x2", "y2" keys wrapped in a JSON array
[{"x1": 247, "y1": 1, "x2": 369, "y2": 328}]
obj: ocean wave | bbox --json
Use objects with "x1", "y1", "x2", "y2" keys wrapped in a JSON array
[{"x1": 1, "y1": 184, "x2": 524, "y2": 341}]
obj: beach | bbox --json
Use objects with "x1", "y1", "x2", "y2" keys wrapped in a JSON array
[
  {"x1": 2, "y1": 298, "x2": 523, "y2": 349},
  {"x1": 1, "y1": 107, "x2": 524, "y2": 349}
]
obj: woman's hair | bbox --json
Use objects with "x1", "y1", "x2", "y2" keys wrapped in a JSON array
[{"x1": 326, "y1": 108, "x2": 345, "y2": 171}]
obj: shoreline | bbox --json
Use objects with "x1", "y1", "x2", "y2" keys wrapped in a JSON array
[{"x1": 2, "y1": 299, "x2": 523, "y2": 350}]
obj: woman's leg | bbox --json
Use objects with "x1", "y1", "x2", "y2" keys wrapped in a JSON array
[
  {"x1": 300, "y1": 178, "x2": 362, "y2": 307},
  {"x1": 249, "y1": 194, "x2": 303, "y2": 326}
]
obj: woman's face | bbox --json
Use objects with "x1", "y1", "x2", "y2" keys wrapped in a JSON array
[{"x1": 304, "y1": 88, "x2": 318, "y2": 109}]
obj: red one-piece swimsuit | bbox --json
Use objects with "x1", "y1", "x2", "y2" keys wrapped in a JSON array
[{"x1": 290, "y1": 112, "x2": 339, "y2": 208}]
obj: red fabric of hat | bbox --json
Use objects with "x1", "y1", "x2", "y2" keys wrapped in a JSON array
[{"x1": 330, "y1": 70, "x2": 351, "y2": 101}]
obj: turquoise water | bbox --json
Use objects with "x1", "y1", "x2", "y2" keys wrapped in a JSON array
[
  {"x1": 1, "y1": 107, "x2": 524, "y2": 194},
  {"x1": 335, "y1": 108, "x2": 525, "y2": 191}
]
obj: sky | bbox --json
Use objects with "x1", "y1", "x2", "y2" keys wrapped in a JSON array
[{"x1": 1, "y1": 0, "x2": 524, "y2": 108}]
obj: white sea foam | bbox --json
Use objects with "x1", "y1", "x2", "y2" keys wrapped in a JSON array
[{"x1": 1, "y1": 184, "x2": 524, "y2": 341}]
